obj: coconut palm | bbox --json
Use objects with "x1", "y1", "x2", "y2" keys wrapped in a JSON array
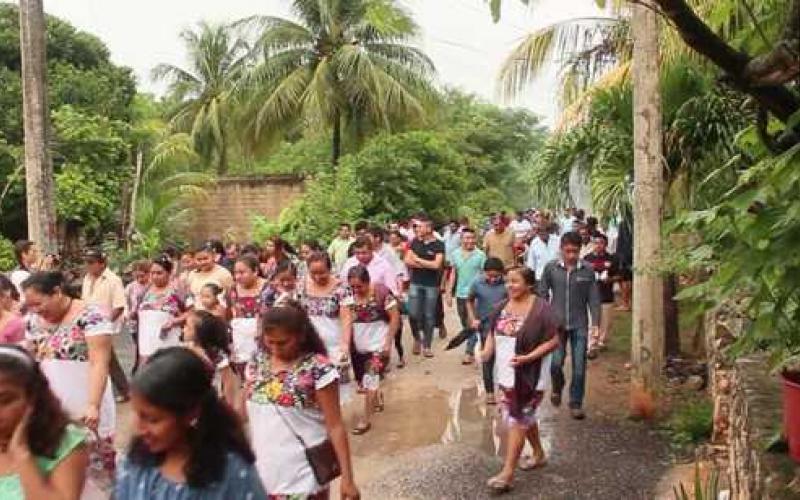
[
  {"x1": 152, "y1": 22, "x2": 249, "y2": 174},
  {"x1": 238, "y1": 0, "x2": 438, "y2": 166},
  {"x1": 132, "y1": 133, "x2": 214, "y2": 255}
]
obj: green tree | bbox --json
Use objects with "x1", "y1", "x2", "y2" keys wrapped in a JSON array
[
  {"x1": 240, "y1": 0, "x2": 438, "y2": 166},
  {"x1": 0, "y1": 4, "x2": 137, "y2": 240},
  {"x1": 153, "y1": 22, "x2": 249, "y2": 174}
]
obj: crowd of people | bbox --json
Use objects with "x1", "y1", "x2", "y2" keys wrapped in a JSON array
[{"x1": 0, "y1": 206, "x2": 632, "y2": 498}]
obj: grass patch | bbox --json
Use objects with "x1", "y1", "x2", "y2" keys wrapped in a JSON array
[{"x1": 664, "y1": 398, "x2": 713, "y2": 449}]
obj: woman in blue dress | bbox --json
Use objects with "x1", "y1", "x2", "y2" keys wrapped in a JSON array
[{"x1": 115, "y1": 347, "x2": 266, "y2": 499}]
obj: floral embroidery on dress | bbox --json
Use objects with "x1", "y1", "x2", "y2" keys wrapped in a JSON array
[
  {"x1": 228, "y1": 282, "x2": 269, "y2": 318},
  {"x1": 26, "y1": 304, "x2": 112, "y2": 362},
  {"x1": 245, "y1": 352, "x2": 338, "y2": 409},
  {"x1": 138, "y1": 287, "x2": 184, "y2": 317},
  {"x1": 349, "y1": 291, "x2": 395, "y2": 324},
  {"x1": 495, "y1": 310, "x2": 524, "y2": 338},
  {"x1": 300, "y1": 284, "x2": 351, "y2": 318}
]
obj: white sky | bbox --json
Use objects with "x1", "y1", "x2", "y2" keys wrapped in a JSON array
[{"x1": 31, "y1": 0, "x2": 603, "y2": 126}]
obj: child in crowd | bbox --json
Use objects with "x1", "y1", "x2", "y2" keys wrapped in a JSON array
[
  {"x1": 466, "y1": 257, "x2": 509, "y2": 404},
  {"x1": 183, "y1": 310, "x2": 239, "y2": 407},
  {"x1": 198, "y1": 283, "x2": 227, "y2": 319}
]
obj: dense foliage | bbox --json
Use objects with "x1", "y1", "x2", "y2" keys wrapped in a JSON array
[{"x1": 0, "y1": 4, "x2": 137, "y2": 241}]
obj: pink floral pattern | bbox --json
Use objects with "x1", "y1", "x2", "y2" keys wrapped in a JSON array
[
  {"x1": 138, "y1": 286, "x2": 184, "y2": 317},
  {"x1": 26, "y1": 304, "x2": 112, "y2": 361}
]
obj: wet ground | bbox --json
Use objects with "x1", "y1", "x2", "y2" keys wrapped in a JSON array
[{"x1": 113, "y1": 308, "x2": 674, "y2": 499}]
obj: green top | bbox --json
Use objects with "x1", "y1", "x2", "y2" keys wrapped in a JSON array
[{"x1": 0, "y1": 424, "x2": 86, "y2": 499}]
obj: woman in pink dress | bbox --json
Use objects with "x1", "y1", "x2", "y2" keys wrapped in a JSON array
[{"x1": 0, "y1": 275, "x2": 24, "y2": 343}]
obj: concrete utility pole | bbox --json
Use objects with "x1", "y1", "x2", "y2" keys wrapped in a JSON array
[
  {"x1": 630, "y1": 0, "x2": 665, "y2": 418},
  {"x1": 19, "y1": 0, "x2": 57, "y2": 253}
]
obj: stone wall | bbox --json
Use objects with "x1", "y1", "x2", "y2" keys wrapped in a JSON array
[
  {"x1": 187, "y1": 175, "x2": 305, "y2": 243},
  {"x1": 707, "y1": 308, "x2": 800, "y2": 499}
]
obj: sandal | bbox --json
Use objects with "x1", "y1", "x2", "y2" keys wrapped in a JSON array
[
  {"x1": 519, "y1": 455, "x2": 548, "y2": 471},
  {"x1": 397, "y1": 359, "x2": 406, "y2": 369},
  {"x1": 351, "y1": 422, "x2": 372, "y2": 435},
  {"x1": 486, "y1": 476, "x2": 513, "y2": 494},
  {"x1": 423, "y1": 349, "x2": 434, "y2": 358}
]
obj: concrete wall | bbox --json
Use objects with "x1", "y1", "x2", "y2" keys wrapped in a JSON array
[{"x1": 187, "y1": 175, "x2": 305, "y2": 243}]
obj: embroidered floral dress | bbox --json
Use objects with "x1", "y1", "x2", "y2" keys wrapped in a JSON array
[
  {"x1": 299, "y1": 283, "x2": 351, "y2": 360},
  {"x1": 493, "y1": 309, "x2": 551, "y2": 428},
  {"x1": 245, "y1": 351, "x2": 339, "y2": 498},
  {"x1": 343, "y1": 285, "x2": 396, "y2": 386},
  {"x1": 25, "y1": 304, "x2": 116, "y2": 494},
  {"x1": 228, "y1": 282, "x2": 268, "y2": 364},
  {"x1": 137, "y1": 287, "x2": 184, "y2": 357}
]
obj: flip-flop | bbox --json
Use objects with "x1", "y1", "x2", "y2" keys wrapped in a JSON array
[
  {"x1": 351, "y1": 422, "x2": 371, "y2": 435},
  {"x1": 486, "y1": 476, "x2": 513, "y2": 494},
  {"x1": 519, "y1": 455, "x2": 548, "y2": 471}
]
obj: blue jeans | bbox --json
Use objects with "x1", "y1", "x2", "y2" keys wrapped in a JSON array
[
  {"x1": 550, "y1": 327, "x2": 589, "y2": 409},
  {"x1": 408, "y1": 284, "x2": 440, "y2": 349}
]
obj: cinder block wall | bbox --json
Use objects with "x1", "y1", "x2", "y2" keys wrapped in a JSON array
[{"x1": 187, "y1": 175, "x2": 305, "y2": 243}]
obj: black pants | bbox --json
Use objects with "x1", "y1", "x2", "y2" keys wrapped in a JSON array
[
  {"x1": 395, "y1": 320, "x2": 405, "y2": 359},
  {"x1": 109, "y1": 348, "x2": 130, "y2": 396}
]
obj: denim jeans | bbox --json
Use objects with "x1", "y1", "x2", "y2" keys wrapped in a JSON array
[
  {"x1": 550, "y1": 327, "x2": 588, "y2": 409},
  {"x1": 408, "y1": 284, "x2": 440, "y2": 349}
]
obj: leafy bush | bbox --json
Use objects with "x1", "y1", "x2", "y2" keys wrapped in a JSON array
[
  {"x1": 673, "y1": 130, "x2": 800, "y2": 372},
  {"x1": 666, "y1": 399, "x2": 713, "y2": 447},
  {"x1": 0, "y1": 236, "x2": 15, "y2": 271},
  {"x1": 278, "y1": 163, "x2": 365, "y2": 243}
]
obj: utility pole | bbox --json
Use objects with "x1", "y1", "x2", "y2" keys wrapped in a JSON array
[
  {"x1": 19, "y1": 0, "x2": 57, "y2": 253},
  {"x1": 630, "y1": 0, "x2": 665, "y2": 418}
]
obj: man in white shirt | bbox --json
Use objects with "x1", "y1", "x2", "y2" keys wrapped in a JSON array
[
  {"x1": 526, "y1": 224, "x2": 561, "y2": 281},
  {"x1": 509, "y1": 211, "x2": 533, "y2": 241},
  {"x1": 82, "y1": 248, "x2": 130, "y2": 401},
  {"x1": 340, "y1": 236, "x2": 401, "y2": 295}
]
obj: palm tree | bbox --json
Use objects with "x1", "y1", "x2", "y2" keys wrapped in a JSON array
[
  {"x1": 152, "y1": 22, "x2": 249, "y2": 174},
  {"x1": 132, "y1": 133, "x2": 213, "y2": 255},
  {"x1": 239, "y1": 0, "x2": 438, "y2": 166}
]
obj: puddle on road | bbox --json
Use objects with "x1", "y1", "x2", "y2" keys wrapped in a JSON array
[{"x1": 347, "y1": 370, "x2": 555, "y2": 467}]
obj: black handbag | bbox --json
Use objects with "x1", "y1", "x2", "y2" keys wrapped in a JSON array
[{"x1": 274, "y1": 406, "x2": 342, "y2": 485}]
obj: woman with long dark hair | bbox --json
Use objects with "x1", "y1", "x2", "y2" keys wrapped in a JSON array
[
  {"x1": 116, "y1": 347, "x2": 265, "y2": 499},
  {"x1": 244, "y1": 303, "x2": 359, "y2": 499},
  {"x1": 0, "y1": 345, "x2": 88, "y2": 499},
  {"x1": 22, "y1": 271, "x2": 117, "y2": 495},
  {"x1": 183, "y1": 310, "x2": 239, "y2": 407}
]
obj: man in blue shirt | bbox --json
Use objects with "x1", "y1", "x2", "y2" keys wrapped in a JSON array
[
  {"x1": 445, "y1": 227, "x2": 486, "y2": 365},
  {"x1": 466, "y1": 258, "x2": 508, "y2": 405}
]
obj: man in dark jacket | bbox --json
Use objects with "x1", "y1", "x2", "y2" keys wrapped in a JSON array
[{"x1": 537, "y1": 231, "x2": 601, "y2": 419}]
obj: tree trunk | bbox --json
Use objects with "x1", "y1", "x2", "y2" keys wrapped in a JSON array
[
  {"x1": 664, "y1": 273, "x2": 680, "y2": 357},
  {"x1": 630, "y1": 1, "x2": 665, "y2": 419},
  {"x1": 218, "y1": 131, "x2": 228, "y2": 175},
  {"x1": 331, "y1": 112, "x2": 342, "y2": 168},
  {"x1": 126, "y1": 148, "x2": 144, "y2": 250},
  {"x1": 19, "y1": 0, "x2": 57, "y2": 253}
]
